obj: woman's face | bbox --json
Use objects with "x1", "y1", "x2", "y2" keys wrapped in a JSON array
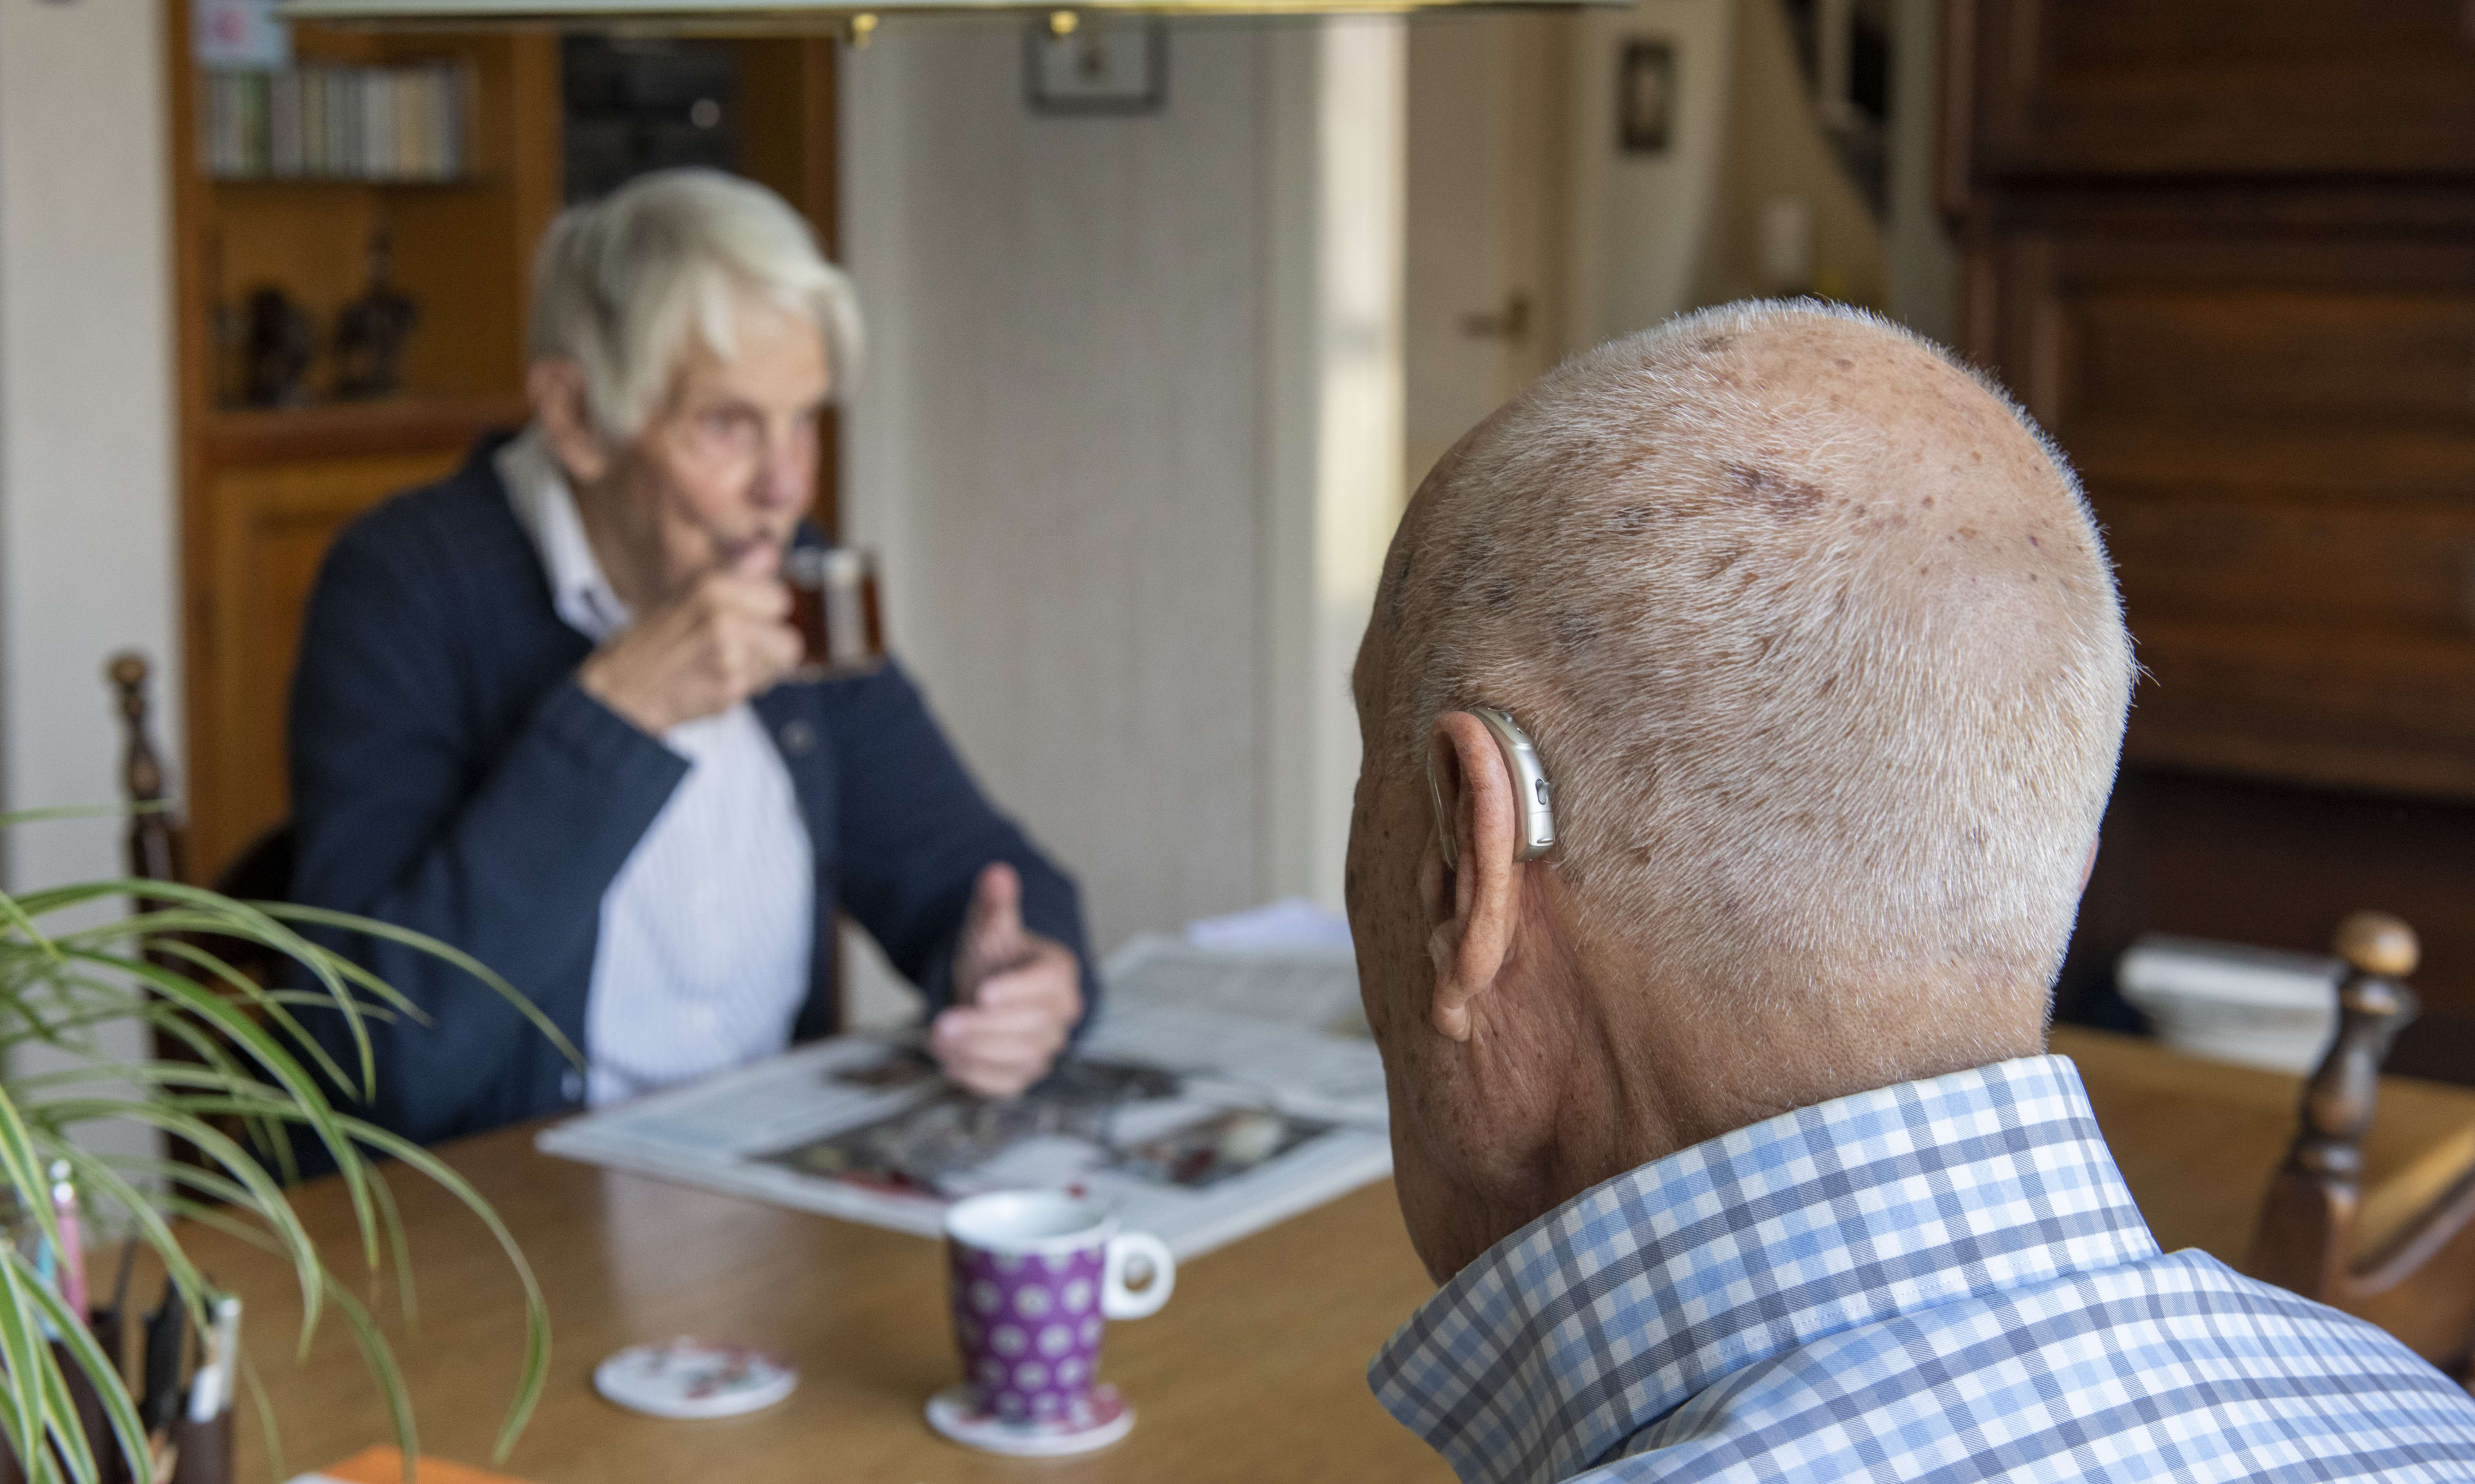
[{"x1": 602, "y1": 298, "x2": 831, "y2": 603}]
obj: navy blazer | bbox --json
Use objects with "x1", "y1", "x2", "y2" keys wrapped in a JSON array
[{"x1": 286, "y1": 435, "x2": 1096, "y2": 1146}]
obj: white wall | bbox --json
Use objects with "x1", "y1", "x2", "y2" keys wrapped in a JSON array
[
  {"x1": 1566, "y1": 0, "x2": 1955, "y2": 342},
  {"x1": 0, "y1": 0, "x2": 182, "y2": 1159},
  {"x1": 1566, "y1": 0, "x2": 1736, "y2": 344},
  {"x1": 835, "y1": 19, "x2": 1401, "y2": 1019},
  {"x1": 840, "y1": 18, "x2": 1399, "y2": 1020},
  {"x1": 1260, "y1": 19, "x2": 1404, "y2": 914}
]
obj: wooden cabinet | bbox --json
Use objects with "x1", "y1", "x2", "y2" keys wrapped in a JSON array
[
  {"x1": 1968, "y1": 196, "x2": 2475, "y2": 797},
  {"x1": 165, "y1": 7, "x2": 839, "y2": 880},
  {"x1": 1952, "y1": 0, "x2": 2475, "y2": 180},
  {"x1": 189, "y1": 434, "x2": 483, "y2": 876},
  {"x1": 1943, "y1": 1, "x2": 2475, "y2": 1077}
]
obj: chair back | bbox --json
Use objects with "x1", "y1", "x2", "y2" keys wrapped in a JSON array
[
  {"x1": 107, "y1": 651, "x2": 301, "y2": 1181},
  {"x1": 106, "y1": 652, "x2": 184, "y2": 891},
  {"x1": 108, "y1": 650, "x2": 296, "y2": 905},
  {"x1": 2248, "y1": 912, "x2": 2475, "y2": 1375}
]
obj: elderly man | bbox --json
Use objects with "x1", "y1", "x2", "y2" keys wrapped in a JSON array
[
  {"x1": 1348, "y1": 302, "x2": 2475, "y2": 1481},
  {"x1": 289, "y1": 169, "x2": 1092, "y2": 1144}
]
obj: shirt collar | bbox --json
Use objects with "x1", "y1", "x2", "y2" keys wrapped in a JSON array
[
  {"x1": 1368, "y1": 1054, "x2": 2161, "y2": 1484},
  {"x1": 498, "y1": 425, "x2": 634, "y2": 642}
]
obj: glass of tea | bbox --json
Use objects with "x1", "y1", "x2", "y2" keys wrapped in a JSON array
[{"x1": 782, "y1": 545, "x2": 886, "y2": 681}]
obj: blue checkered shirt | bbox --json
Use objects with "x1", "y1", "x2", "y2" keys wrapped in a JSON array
[{"x1": 1371, "y1": 1055, "x2": 2475, "y2": 1483}]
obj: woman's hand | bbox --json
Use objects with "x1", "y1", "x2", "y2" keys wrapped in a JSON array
[
  {"x1": 931, "y1": 863, "x2": 1083, "y2": 1098},
  {"x1": 579, "y1": 555, "x2": 802, "y2": 735}
]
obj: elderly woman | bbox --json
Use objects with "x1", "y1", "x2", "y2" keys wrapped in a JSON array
[{"x1": 289, "y1": 169, "x2": 1093, "y2": 1145}]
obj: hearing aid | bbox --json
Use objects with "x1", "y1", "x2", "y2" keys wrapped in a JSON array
[{"x1": 1429, "y1": 706, "x2": 1556, "y2": 868}]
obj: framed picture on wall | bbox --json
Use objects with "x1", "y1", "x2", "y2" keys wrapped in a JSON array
[
  {"x1": 1619, "y1": 40, "x2": 1675, "y2": 155},
  {"x1": 1025, "y1": 20, "x2": 1168, "y2": 116}
]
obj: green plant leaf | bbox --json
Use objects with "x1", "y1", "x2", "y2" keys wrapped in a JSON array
[
  {"x1": 336, "y1": 1121, "x2": 548, "y2": 1462},
  {"x1": 257, "y1": 903, "x2": 584, "y2": 1071},
  {"x1": 6, "y1": 1248, "x2": 147, "y2": 1484},
  {"x1": 0, "y1": 852, "x2": 553, "y2": 1475},
  {"x1": 0, "y1": 1250, "x2": 58, "y2": 1483}
]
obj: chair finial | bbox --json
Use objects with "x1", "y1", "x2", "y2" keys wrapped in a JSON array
[{"x1": 2334, "y1": 911, "x2": 2419, "y2": 980}]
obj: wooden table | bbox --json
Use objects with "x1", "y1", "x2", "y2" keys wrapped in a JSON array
[
  {"x1": 2053, "y1": 1025, "x2": 2475, "y2": 1266},
  {"x1": 191, "y1": 1130, "x2": 1451, "y2": 1483},
  {"x1": 182, "y1": 1029, "x2": 2475, "y2": 1483}
]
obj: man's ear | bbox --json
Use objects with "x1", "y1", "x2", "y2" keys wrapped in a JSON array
[
  {"x1": 527, "y1": 359, "x2": 612, "y2": 487},
  {"x1": 1424, "y1": 711, "x2": 1525, "y2": 1043}
]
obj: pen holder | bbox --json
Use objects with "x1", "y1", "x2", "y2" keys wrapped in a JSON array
[
  {"x1": 0, "y1": 1329, "x2": 137, "y2": 1484},
  {"x1": 168, "y1": 1409, "x2": 232, "y2": 1484}
]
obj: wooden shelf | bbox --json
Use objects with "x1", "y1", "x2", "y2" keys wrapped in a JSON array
[
  {"x1": 206, "y1": 175, "x2": 494, "y2": 191},
  {"x1": 166, "y1": 5, "x2": 841, "y2": 883},
  {"x1": 200, "y1": 394, "x2": 526, "y2": 465}
]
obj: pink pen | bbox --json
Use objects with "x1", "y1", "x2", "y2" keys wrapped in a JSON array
[{"x1": 47, "y1": 1161, "x2": 85, "y2": 1317}]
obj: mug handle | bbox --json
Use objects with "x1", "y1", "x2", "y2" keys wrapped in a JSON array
[{"x1": 1101, "y1": 1231, "x2": 1176, "y2": 1319}]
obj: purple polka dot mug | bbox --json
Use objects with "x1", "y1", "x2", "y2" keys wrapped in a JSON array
[{"x1": 943, "y1": 1191, "x2": 1176, "y2": 1426}]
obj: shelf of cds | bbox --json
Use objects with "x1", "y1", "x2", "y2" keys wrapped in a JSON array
[{"x1": 199, "y1": 63, "x2": 474, "y2": 184}]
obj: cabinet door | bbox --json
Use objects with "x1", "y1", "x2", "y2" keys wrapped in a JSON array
[
  {"x1": 1958, "y1": 0, "x2": 2475, "y2": 180},
  {"x1": 1976, "y1": 207, "x2": 2475, "y2": 797},
  {"x1": 191, "y1": 450, "x2": 463, "y2": 879}
]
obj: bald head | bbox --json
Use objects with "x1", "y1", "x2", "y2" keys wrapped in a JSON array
[{"x1": 1364, "y1": 300, "x2": 2130, "y2": 1050}]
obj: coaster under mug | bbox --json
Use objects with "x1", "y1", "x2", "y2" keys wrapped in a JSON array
[
  {"x1": 931, "y1": 1190, "x2": 1174, "y2": 1454},
  {"x1": 925, "y1": 1381, "x2": 1134, "y2": 1457}
]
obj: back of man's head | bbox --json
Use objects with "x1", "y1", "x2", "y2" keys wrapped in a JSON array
[{"x1": 1370, "y1": 300, "x2": 2131, "y2": 1068}]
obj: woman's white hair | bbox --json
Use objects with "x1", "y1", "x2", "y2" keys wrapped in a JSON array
[{"x1": 528, "y1": 167, "x2": 864, "y2": 441}]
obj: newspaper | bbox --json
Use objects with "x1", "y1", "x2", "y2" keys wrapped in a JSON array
[{"x1": 536, "y1": 936, "x2": 1388, "y2": 1258}]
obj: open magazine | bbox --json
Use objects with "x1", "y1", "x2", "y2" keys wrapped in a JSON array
[{"x1": 535, "y1": 936, "x2": 1386, "y2": 1258}]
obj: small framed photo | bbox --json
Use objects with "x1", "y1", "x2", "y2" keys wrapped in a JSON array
[
  {"x1": 1618, "y1": 40, "x2": 1675, "y2": 155},
  {"x1": 1025, "y1": 19, "x2": 1169, "y2": 116}
]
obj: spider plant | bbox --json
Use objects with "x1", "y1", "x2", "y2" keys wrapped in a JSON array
[{"x1": 0, "y1": 813, "x2": 574, "y2": 1484}]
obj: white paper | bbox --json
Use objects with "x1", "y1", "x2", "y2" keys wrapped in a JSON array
[
  {"x1": 537, "y1": 947, "x2": 1391, "y2": 1260},
  {"x1": 1183, "y1": 898, "x2": 1353, "y2": 953}
]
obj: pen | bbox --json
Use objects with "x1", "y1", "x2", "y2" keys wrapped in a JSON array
[
  {"x1": 105, "y1": 1235, "x2": 138, "y2": 1320},
  {"x1": 32, "y1": 1238, "x2": 60, "y2": 1340},
  {"x1": 186, "y1": 1293, "x2": 241, "y2": 1423},
  {"x1": 48, "y1": 1160, "x2": 86, "y2": 1317},
  {"x1": 139, "y1": 1274, "x2": 188, "y2": 1437}
]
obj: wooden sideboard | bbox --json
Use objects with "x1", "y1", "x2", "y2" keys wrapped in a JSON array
[{"x1": 1940, "y1": 0, "x2": 2475, "y2": 1078}]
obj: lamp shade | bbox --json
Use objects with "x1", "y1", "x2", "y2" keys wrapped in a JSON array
[{"x1": 278, "y1": 0, "x2": 1600, "y2": 22}]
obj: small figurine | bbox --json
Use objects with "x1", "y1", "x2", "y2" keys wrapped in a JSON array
[
  {"x1": 333, "y1": 226, "x2": 420, "y2": 400},
  {"x1": 241, "y1": 285, "x2": 316, "y2": 408}
]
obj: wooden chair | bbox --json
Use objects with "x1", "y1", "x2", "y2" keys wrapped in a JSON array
[
  {"x1": 108, "y1": 651, "x2": 296, "y2": 1170},
  {"x1": 2248, "y1": 911, "x2": 2475, "y2": 1377},
  {"x1": 108, "y1": 651, "x2": 294, "y2": 933}
]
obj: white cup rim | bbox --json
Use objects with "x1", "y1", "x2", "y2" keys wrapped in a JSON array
[{"x1": 945, "y1": 1190, "x2": 1116, "y2": 1254}]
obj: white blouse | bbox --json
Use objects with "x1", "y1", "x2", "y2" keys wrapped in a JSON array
[{"x1": 498, "y1": 429, "x2": 816, "y2": 1107}]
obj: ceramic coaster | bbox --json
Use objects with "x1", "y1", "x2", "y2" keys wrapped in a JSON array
[
  {"x1": 594, "y1": 1338, "x2": 797, "y2": 1420},
  {"x1": 924, "y1": 1383, "x2": 1134, "y2": 1456}
]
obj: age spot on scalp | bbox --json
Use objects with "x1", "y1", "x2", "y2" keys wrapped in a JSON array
[{"x1": 1723, "y1": 462, "x2": 1825, "y2": 520}]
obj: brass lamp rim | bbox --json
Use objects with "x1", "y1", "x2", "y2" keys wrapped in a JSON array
[{"x1": 275, "y1": 0, "x2": 1611, "y2": 25}]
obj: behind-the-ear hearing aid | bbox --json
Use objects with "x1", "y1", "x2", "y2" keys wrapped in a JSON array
[{"x1": 1429, "y1": 706, "x2": 1556, "y2": 868}]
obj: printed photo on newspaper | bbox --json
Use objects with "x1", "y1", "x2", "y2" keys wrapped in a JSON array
[{"x1": 536, "y1": 939, "x2": 1388, "y2": 1259}]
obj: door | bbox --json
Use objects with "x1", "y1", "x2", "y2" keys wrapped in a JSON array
[{"x1": 1404, "y1": 12, "x2": 1575, "y2": 492}]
